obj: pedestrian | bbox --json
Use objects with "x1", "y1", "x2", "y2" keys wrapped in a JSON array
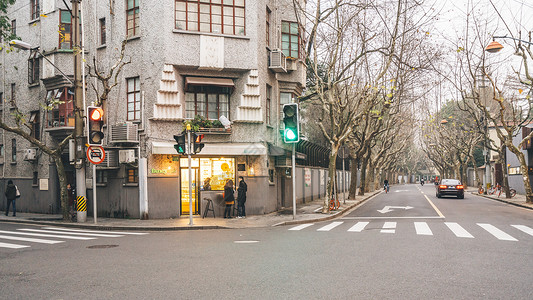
[
  {"x1": 5, "y1": 180, "x2": 18, "y2": 217},
  {"x1": 223, "y1": 179, "x2": 234, "y2": 219},
  {"x1": 237, "y1": 176, "x2": 247, "y2": 218}
]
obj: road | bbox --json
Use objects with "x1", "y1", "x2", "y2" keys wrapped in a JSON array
[{"x1": 1, "y1": 184, "x2": 532, "y2": 299}]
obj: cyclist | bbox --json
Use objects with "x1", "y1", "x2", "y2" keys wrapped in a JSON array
[
  {"x1": 420, "y1": 178, "x2": 425, "y2": 186},
  {"x1": 384, "y1": 179, "x2": 390, "y2": 193}
]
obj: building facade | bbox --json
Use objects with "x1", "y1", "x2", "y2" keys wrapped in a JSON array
[{"x1": 0, "y1": 0, "x2": 349, "y2": 219}]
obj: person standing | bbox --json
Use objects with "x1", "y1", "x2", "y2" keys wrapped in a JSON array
[
  {"x1": 223, "y1": 179, "x2": 235, "y2": 219},
  {"x1": 237, "y1": 176, "x2": 247, "y2": 218},
  {"x1": 5, "y1": 180, "x2": 17, "y2": 217}
]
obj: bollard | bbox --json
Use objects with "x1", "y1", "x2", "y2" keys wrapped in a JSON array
[{"x1": 77, "y1": 196, "x2": 87, "y2": 222}]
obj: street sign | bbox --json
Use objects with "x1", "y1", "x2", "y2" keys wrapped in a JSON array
[{"x1": 86, "y1": 146, "x2": 106, "y2": 165}]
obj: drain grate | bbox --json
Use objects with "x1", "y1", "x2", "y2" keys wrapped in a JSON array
[{"x1": 87, "y1": 244, "x2": 119, "y2": 249}]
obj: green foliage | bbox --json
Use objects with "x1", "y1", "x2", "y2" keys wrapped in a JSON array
[
  {"x1": 184, "y1": 115, "x2": 224, "y2": 131},
  {"x1": 0, "y1": 0, "x2": 17, "y2": 42}
]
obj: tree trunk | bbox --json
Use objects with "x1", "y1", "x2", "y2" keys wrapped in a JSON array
[
  {"x1": 367, "y1": 161, "x2": 375, "y2": 192},
  {"x1": 323, "y1": 147, "x2": 339, "y2": 213},
  {"x1": 52, "y1": 153, "x2": 70, "y2": 220},
  {"x1": 508, "y1": 143, "x2": 533, "y2": 203},
  {"x1": 349, "y1": 157, "x2": 359, "y2": 199},
  {"x1": 359, "y1": 157, "x2": 368, "y2": 196}
]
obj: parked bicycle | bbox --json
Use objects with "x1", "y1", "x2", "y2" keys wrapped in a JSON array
[{"x1": 329, "y1": 196, "x2": 340, "y2": 211}]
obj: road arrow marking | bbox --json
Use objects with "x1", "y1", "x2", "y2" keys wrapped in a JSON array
[{"x1": 377, "y1": 206, "x2": 413, "y2": 214}]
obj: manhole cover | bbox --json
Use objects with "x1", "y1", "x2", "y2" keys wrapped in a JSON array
[{"x1": 87, "y1": 245, "x2": 119, "y2": 249}]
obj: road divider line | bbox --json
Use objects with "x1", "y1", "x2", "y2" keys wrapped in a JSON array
[
  {"x1": 347, "y1": 222, "x2": 369, "y2": 232},
  {"x1": 289, "y1": 224, "x2": 314, "y2": 231},
  {"x1": 317, "y1": 222, "x2": 343, "y2": 231},
  {"x1": 478, "y1": 223, "x2": 517, "y2": 241},
  {"x1": 445, "y1": 222, "x2": 474, "y2": 238},
  {"x1": 511, "y1": 225, "x2": 533, "y2": 236},
  {"x1": 424, "y1": 195, "x2": 445, "y2": 218},
  {"x1": 414, "y1": 222, "x2": 433, "y2": 235}
]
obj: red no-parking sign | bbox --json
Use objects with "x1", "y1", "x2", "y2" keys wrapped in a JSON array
[{"x1": 86, "y1": 146, "x2": 106, "y2": 165}]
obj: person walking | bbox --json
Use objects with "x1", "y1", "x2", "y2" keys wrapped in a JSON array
[
  {"x1": 237, "y1": 176, "x2": 247, "y2": 218},
  {"x1": 5, "y1": 180, "x2": 17, "y2": 217},
  {"x1": 223, "y1": 179, "x2": 235, "y2": 219}
]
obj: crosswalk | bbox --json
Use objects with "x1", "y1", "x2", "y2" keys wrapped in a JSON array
[
  {"x1": 288, "y1": 221, "x2": 533, "y2": 242},
  {"x1": 0, "y1": 226, "x2": 148, "y2": 249}
]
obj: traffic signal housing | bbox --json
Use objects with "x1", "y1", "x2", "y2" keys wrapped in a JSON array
[
  {"x1": 87, "y1": 106, "x2": 104, "y2": 145},
  {"x1": 192, "y1": 133, "x2": 205, "y2": 154},
  {"x1": 282, "y1": 103, "x2": 299, "y2": 143},
  {"x1": 174, "y1": 133, "x2": 187, "y2": 154}
]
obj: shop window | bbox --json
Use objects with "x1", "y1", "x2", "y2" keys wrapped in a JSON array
[
  {"x1": 175, "y1": 0, "x2": 245, "y2": 36},
  {"x1": 185, "y1": 85, "x2": 230, "y2": 120},
  {"x1": 59, "y1": 10, "x2": 72, "y2": 49},
  {"x1": 46, "y1": 88, "x2": 74, "y2": 128},
  {"x1": 127, "y1": 77, "x2": 141, "y2": 121},
  {"x1": 126, "y1": 0, "x2": 140, "y2": 37},
  {"x1": 182, "y1": 158, "x2": 235, "y2": 191},
  {"x1": 126, "y1": 167, "x2": 138, "y2": 183}
]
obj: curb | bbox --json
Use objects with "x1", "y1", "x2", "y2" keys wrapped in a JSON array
[{"x1": 470, "y1": 192, "x2": 533, "y2": 211}]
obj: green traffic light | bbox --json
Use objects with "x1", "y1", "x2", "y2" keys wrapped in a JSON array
[{"x1": 285, "y1": 128, "x2": 297, "y2": 141}]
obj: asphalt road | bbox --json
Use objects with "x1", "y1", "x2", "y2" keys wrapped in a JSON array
[{"x1": 1, "y1": 184, "x2": 532, "y2": 299}]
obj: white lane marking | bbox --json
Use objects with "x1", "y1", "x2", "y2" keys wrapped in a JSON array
[
  {"x1": 478, "y1": 224, "x2": 518, "y2": 241},
  {"x1": 445, "y1": 222, "x2": 474, "y2": 238},
  {"x1": 381, "y1": 222, "x2": 396, "y2": 233},
  {"x1": 342, "y1": 216, "x2": 444, "y2": 220},
  {"x1": 0, "y1": 230, "x2": 95, "y2": 240},
  {"x1": 511, "y1": 225, "x2": 533, "y2": 236},
  {"x1": 414, "y1": 222, "x2": 433, "y2": 235},
  {"x1": 424, "y1": 195, "x2": 445, "y2": 218},
  {"x1": 234, "y1": 240, "x2": 259, "y2": 244},
  {"x1": 43, "y1": 227, "x2": 148, "y2": 235},
  {"x1": 19, "y1": 229, "x2": 124, "y2": 238},
  {"x1": 347, "y1": 222, "x2": 369, "y2": 232},
  {"x1": 289, "y1": 224, "x2": 314, "y2": 231},
  {"x1": 0, "y1": 242, "x2": 30, "y2": 249},
  {"x1": 0, "y1": 234, "x2": 64, "y2": 244},
  {"x1": 317, "y1": 222, "x2": 343, "y2": 231}
]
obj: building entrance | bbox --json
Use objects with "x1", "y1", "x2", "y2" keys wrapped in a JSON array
[{"x1": 180, "y1": 168, "x2": 199, "y2": 215}]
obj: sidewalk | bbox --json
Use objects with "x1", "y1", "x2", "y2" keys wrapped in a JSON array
[
  {"x1": 0, "y1": 191, "x2": 381, "y2": 231},
  {"x1": 468, "y1": 190, "x2": 533, "y2": 210}
]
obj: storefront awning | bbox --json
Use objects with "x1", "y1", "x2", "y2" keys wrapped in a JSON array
[
  {"x1": 152, "y1": 142, "x2": 267, "y2": 156},
  {"x1": 185, "y1": 77, "x2": 235, "y2": 88}
]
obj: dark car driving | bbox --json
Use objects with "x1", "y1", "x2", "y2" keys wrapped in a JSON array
[{"x1": 436, "y1": 179, "x2": 464, "y2": 199}]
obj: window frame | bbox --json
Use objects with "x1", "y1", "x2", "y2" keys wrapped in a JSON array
[
  {"x1": 11, "y1": 138, "x2": 16, "y2": 163},
  {"x1": 59, "y1": 10, "x2": 72, "y2": 49},
  {"x1": 46, "y1": 87, "x2": 75, "y2": 128},
  {"x1": 11, "y1": 19, "x2": 16, "y2": 35},
  {"x1": 126, "y1": 77, "x2": 141, "y2": 121},
  {"x1": 10, "y1": 83, "x2": 15, "y2": 105},
  {"x1": 281, "y1": 20, "x2": 300, "y2": 58},
  {"x1": 185, "y1": 85, "x2": 231, "y2": 120},
  {"x1": 266, "y1": 7, "x2": 271, "y2": 47},
  {"x1": 175, "y1": 0, "x2": 246, "y2": 36},
  {"x1": 28, "y1": 51, "x2": 40, "y2": 84},
  {"x1": 126, "y1": 167, "x2": 139, "y2": 184},
  {"x1": 31, "y1": 0, "x2": 40, "y2": 20},
  {"x1": 30, "y1": 110, "x2": 40, "y2": 140},
  {"x1": 266, "y1": 84, "x2": 271, "y2": 126},
  {"x1": 126, "y1": 0, "x2": 140, "y2": 38},
  {"x1": 99, "y1": 18, "x2": 106, "y2": 45}
]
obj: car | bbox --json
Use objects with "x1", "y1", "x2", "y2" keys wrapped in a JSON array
[{"x1": 436, "y1": 179, "x2": 464, "y2": 199}]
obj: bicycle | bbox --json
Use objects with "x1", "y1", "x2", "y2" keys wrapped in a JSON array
[
  {"x1": 478, "y1": 186, "x2": 484, "y2": 194},
  {"x1": 329, "y1": 196, "x2": 340, "y2": 211},
  {"x1": 384, "y1": 184, "x2": 390, "y2": 193},
  {"x1": 498, "y1": 188, "x2": 517, "y2": 198}
]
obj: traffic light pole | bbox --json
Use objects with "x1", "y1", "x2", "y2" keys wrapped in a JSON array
[
  {"x1": 187, "y1": 125, "x2": 194, "y2": 226},
  {"x1": 292, "y1": 143, "x2": 296, "y2": 220}
]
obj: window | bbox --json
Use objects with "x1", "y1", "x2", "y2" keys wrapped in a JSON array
[
  {"x1": 268, "y1": 169, "x2": 274, "y2": 184},
  {"x1": 266, "y1": 84, "x2": 271, "y2": 126},
  {"x1": 10, "y1": 83, "x2": 15, "y2": 106},
  {"x1": 126, "y1": 167, "x2": 138, "y2": 183},
  {"x1": 127, "y1": 77, "x2": 141, "y2": 121},
  {"x1": 509, "y1": 166, "x2": 521, "y2": 175},
  {"x1": 0, "y1": 92, "x2": 2, "y2": 109},
  {"x1": 59, "y1": 10, "x2": 72, "y2": 49},
  {"x1": 30, "y1": 111, "x2": 40, "y2": 140},
  {"x1": 0, "y1": 144, "x2": 4, "y2": 158},
  {"x1": 46, "y1": 87, "x2": 75, "y2": 127},
  {"x1": 126, "y1": 0, "x2": 140, "y2": 37},
  {"x1": 96, "y1": 170, "x2": 108, "y2": 184},
  {"x1": 11, "y1": 20, "x2": 16, "y2": 35},
  {"x1": 266, "y1": 7, "x2": 271, "y2": 47},
  {"x1": 185, "y1": 86, "x2": 230, "y2": 120},
  {"x1": 11, "y1": 139, "x2": 16, "y2": 162},
  {"x1": 28, "y1": 51, "x2": 40, "y2": 84},
  {"x1": 99, "y1": 18, "x2": 106, "y2": 45},
  {"x1": 175, "y1": 0, "x2": 245, "y2": 36},
  {"x1": 281, "y1": 21, "x2": 300, "y2": 58},
  {"x1": 31, "y1": 0, "x2": 40, "y2": 20},
  {"x1": 33, "y1": 172, "x2": 38, "y2": 185}
]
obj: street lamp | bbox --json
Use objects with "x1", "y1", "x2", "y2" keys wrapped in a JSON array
[{"x1": 485, "y1": 36, "x2": 533, "y2": 53}]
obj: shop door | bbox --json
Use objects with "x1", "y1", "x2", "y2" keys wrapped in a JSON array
[{"x1": 181, "y1": 168, "x2": 199, "y2": 215}]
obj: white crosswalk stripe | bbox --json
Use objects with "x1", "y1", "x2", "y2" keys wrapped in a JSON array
[
  {"x1": 445, "y1": 222, "x2": 474, "y2": 238},
  {"x1": 347, "y1": 222, "x2": 369, "y2": 232},
  {"x1": 381, "y1": 222, "x2": 396, "y2": 233},
  {"x1": 414, "y1": 222, "x2": 433, "y2": 236},
  {"x1": 477, "y1": 224, "x2": 517, "y2": 241},
  {"x1": 317, "y1": 222, "x2": 343, "y2": 231},
  {"x1": 511, "y1": 225, "x2": 533, "y2": 236},
  {"x1": 289, "y1": 224, "x2": 314, "y2": 231},
  {"x1": 0, "y1": 226, "x2": 149, "y2": 250}
]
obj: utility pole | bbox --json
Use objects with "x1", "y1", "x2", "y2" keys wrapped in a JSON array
[{"x1": 72, "y1": 0, "x2": 87, "y2": 222}]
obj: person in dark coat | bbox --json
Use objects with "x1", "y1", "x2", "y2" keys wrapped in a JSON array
[
  {"x1": 237, "y1": 176, "x2": 247, "y2": 218},
  {"x1": 5, "y1": 180, "x2": 17, "y2": 217},
  {"x1": 223, "y1": 179, "x2": 234, "y2": 219}
]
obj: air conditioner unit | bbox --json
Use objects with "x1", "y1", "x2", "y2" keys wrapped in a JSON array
[
  {"x1": 110, "y1": 122, "x2": 139, "y2": 144},
  {"x1": 23, "y1": 148, "x2": 37, "y2": 161},
  {"x1": 96, "y1": 149, "x2": 119, "y2": 169},
  {"x1": 119, "y1": 149, "x2": 136, "y2": 164},
  {"x1": 269, "y1": 49, "x2": 287, "y2": 73}
]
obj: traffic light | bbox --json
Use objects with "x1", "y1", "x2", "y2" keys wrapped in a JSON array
[
  {"x1": 87, "y1": 106, "x2": 104, "y2": 145},
  {"x1": 192, "y1": 132, "x2": 205, "y2": 154},
  {"x1": 174, "y1": 133, "x2": 187, "y2": 154},
  {"x1": 282, "y1": 103, "x2": 299, "y2": 143}
]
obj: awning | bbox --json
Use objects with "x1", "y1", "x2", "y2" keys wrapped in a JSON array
[
  {"x1": 268, "y1": 143, "x2": 287, "y2": 156},
  {"x1": 185, "y1": 77, "x2": 234, "y2": 89},
  {"x1": 152, "y1": 142, "x2": 267, "y2": 156}
]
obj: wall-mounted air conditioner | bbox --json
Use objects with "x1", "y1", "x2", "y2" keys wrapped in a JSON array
[
  {"x1": 269, "y1": 49, "x2": 287, "y2": 73},
  {"x1": 119, "y1": 149, "x2": 137, "y2": 164},
  {"x1": 110, "y1": 122, "x2": 139, "y2": 144},
  {"x1": 96, "y1": 149, "x2": 119, "y2": 169},
  {"x1": 23, "y1": 148, "x2": 37, "y2": 161}
]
